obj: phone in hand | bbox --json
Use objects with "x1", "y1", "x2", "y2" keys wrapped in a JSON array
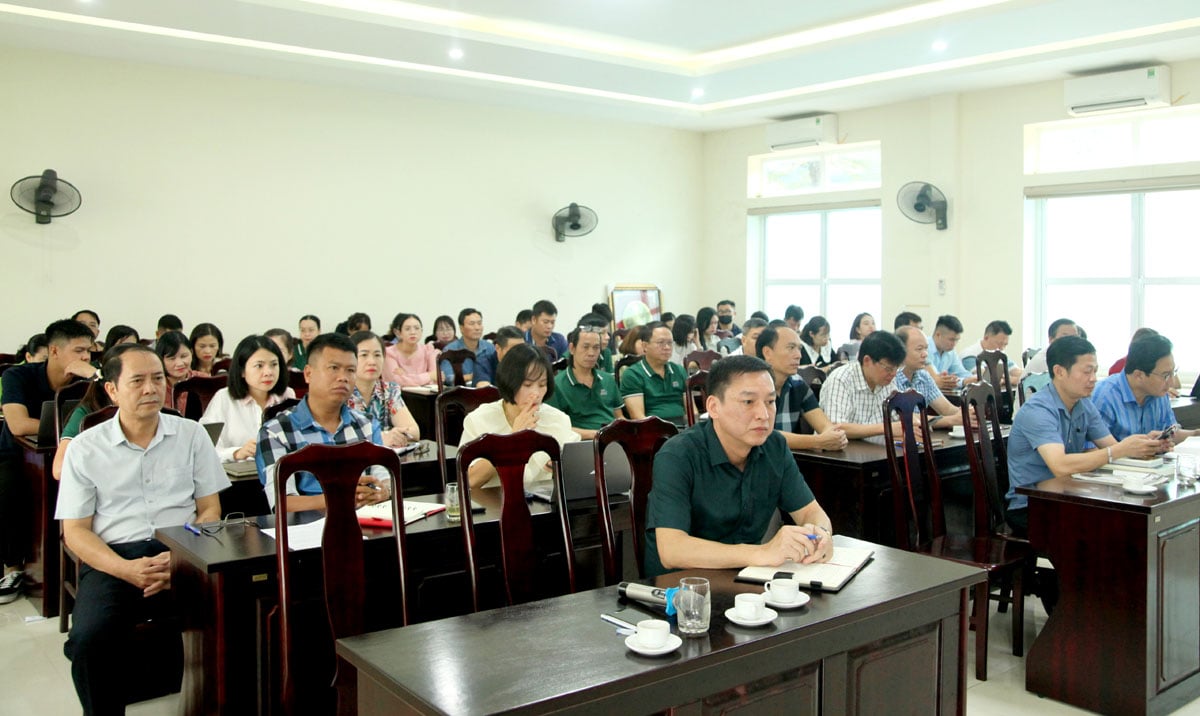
[{"x1": 1159, "y1": 424, "x2": 1178, "y2": 442}]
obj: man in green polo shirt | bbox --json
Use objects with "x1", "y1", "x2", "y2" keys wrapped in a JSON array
[
  {"x1": 644, "y1": 355, "x2": 833, "y2": 578},
  {"x1": 547, "y1": 326, "x2": 623, "y2": 438},
  {"x1": 620, "y1": 321, "x2": 687, "y2": 425}
]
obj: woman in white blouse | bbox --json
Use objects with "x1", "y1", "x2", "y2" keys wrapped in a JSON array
[
  {"x1": 459, "y1": 343, "x2": 579, "y2": 489},
  {"x1": 201, "y1": 335, "x2": 295, "y2": 462},
  {"x1": 798, "y1": 315, "x2": 835, "y2": 371}
]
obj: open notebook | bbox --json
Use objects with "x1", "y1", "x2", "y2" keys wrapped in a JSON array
[
  {"x1": 356, "y1": 501, "x2": 445, "y2": 527},
  {"x1": 735, "y1": 546, "x2": 874, "y2": 592}
]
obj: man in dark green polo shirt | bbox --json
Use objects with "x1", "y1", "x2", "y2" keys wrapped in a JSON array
[
  {"x1": 620, "y1": 321, "x2": 687, "y2": 425},
  {"x1": 547, "y1": 326, "x2": 622, "y2": 438},
  {"x1": 644, "y1": 355, "x2": 833, "y2": 578}
]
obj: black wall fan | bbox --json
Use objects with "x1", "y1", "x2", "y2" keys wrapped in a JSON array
[
  {"x1": 552, "y1": 203, "x2": 598, "y2": 242},
  {"x1": 897, "y1": 181, "x2": 947, "y2": 230},
  {"x1": 10, "y1": 170, "x2": 82, "y2": 224}
]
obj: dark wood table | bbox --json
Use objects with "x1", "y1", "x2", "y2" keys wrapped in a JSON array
[
  {"x1": 1172, "y1": 397, "x2": 1200, "y2": 428},
  {"x1": 1019, "y1": 478, "x2": 1200, "y2": 715},
  {"x1": 15, "y1": 434, "x2": 59, "y2": 618},
  {"x1": 337, "y1": 536, "x2": 984, "y2": 715},
  {"x1": 400, "y1": 388, "x2": 438, "y2": 442}
]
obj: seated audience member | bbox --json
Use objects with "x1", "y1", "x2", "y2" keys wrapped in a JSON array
[
  {"x1": 427, "y1": 314, "x2": 457, "y2": 349},
  {"x1": 695, "y1": 307, "x2": 719, "y2": 351},
  {"x1": 619, "y1": 325, "x2": 651, "y2": 357},
  {"x1": 591, "y1": 302, "x2": 615, "y2": 326},
  {"x1": 345, "y1": 312, "x2": 372, "y2": 335},
  {"x1": 716, "y1": 300, "x2": 740, "y2": 337},
  {"x1": 621, "y1": 321, "x2": 688, "y2": 425},
  {"x1": 384, "y1": 313, "x2": 439, "y2": 386},
  {"x1": 73, "y1": 310, "x2": 103, "y2": 351},
  {"x1": 660, "y1": 312, "x2": 676, "y2": 329},
  {"x1": 0, "y1": 319, "x2": 96, "y2": 601},
  {"x1": 837, "y1": 312, "x2": 876, "y2": 362},
  {"x1": 1105, "y1": 329, "x2": 1181, "y2": 401},
  {"x1": 265, "y1": 328, "x2": 295, "y2": 368},
  {"x1": 256, "y1": 333, "x2": 391, "y2": 511},
  {"x1": 756, "y1": 326, "x2": 847, "y2": 451},
  {"x1": 56, "y1": 344, "x2": 228, "y2": 714},
  {"x1": 439, "y1": 308, "x2": 497, "y2": 387},
  {"x1": 669, "y1": 314, "x2": 699, "y2": 367},
  {"x1": 0, "y1": 333, "x2": 48, "y2": 403},
  {"x1": 189, "y1": 323, "x2": 225, "y2": 375},
  {"x1": 818, "y1": 331, "x2": 906, "y2": 439},
  {"x1": 54, "y1": 345, "x2": 151, "y2": 480},
  {"x1": 293, "y1": 314, "x2": 320, "y2": 370},
  {"x1": 768, "y1": 319, "x2": 787, "y2": 329},
  {"x1": 894, "y1": 326, "x2": 964, "y2": 429},
  {"x1": 959, "y1": 319, "x2": 1012, "y2": 369},
  {"x1": 524, "y1": 300, "x2": 569, "y2": 360},
  {"x1": 644, "y1": 356, "x2": 834, "y2": 578},
  {"x1": 797, "y1": 316, "x2": 834, "y2": 370},
  {"x1": 493, "y1": 325, "x2": 526, "y2": 364},
  {"x1": 722, "y1": 318, "x2": 768, "y2": 356},
  {"x1": 574, "y1": 312, "x2": 615, "y2": 372},
  {"x1": 103, "y1": 325, "x2": 139, "y2": 351},
  {"x1": 459, "y1": 344, "x2": 579, "y2": 489},
  {"x1": 546, "y1": 326, "x2": 622, "y2": 438},
  {"x1": 514, "y1": 309, "x2": 533, "y2": 333},
  {"x1": 154, "y1": 314, "x2": 183, "y2": 344},
  {"x1": 1006, "y1": 336, "x2": 1160, "y2": 536},
  {"x1": 1092, "y1": 335, "x2": 1195, "y2": 444},
  {"x1": 156, "y1": 331, "x2": 197, "y2": 413},
  {"x1": 349, "y1": 331, "x2": 420, "y2": 447},
  {"x1": 893, "y1": 311, "x2": 923, "y2": 331},
  {"x1": 1024, "y1": 318, "x2": 1078, "y2": 375},
  {"x1": 783, "y1": 305, "x2": 804, "y2": 332},
  {"x1": 201, "y1": 335, "x2": 295, "y2": 462},
  {"x1": 750, "y1": 310, "x2": 770, "y2": 322},
  {"x1": 925, "y1": 315, "x2": 977, "y2": 392}
]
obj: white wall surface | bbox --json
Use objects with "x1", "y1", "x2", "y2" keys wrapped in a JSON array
[{"x1": 0, "y1": 46, "x2": 704, "y2": 350}]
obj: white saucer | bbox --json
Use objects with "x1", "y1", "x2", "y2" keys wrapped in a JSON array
[
  {"x1": 764, "y1": 592, "x2": 811, "y2": 610},
  {"x1": 625, "y1": 633, "x2": 682, "y2": 656},
  {"x1": 1123, "y1": 485, "x2": 1158, "y2": 495},
  {"x1": 724, "y1": 606, "x2": 778, "y2": 627}
]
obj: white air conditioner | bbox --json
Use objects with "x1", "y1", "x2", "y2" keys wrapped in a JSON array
[
  {"x1": 766, "y1": 114, "x2": 838, "y2": 151},
  {"x1": 1064, "y1": 66, "x2": 1171, "y2": 116}
]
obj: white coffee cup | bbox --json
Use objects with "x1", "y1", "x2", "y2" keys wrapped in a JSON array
[
  {"x1": 1123, "y1": 473, "x2": 1146, "y2": 492},
  {"x1": 949, "y1": 426, "x2": 965, "y2": 439},
  {"x1": 734, "y1": 593, "x2": 766, "y2": 621},
  {"x1": 636, "y1": 619, "x2": 669, "y2": 649},
  {"x1": 764, "y1": 578, "x2": 801, "y2": 604}
]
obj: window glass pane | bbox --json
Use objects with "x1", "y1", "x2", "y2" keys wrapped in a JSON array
[
  {"x1": 1035, "y1": 122, "x2": 1135, "y2": 173},
  {"x1": 764, "y1": 213, "x2": 821, "y2": 280},
  {"x1": 761, "y1": 156, "x2": 822, "y2": 195},
  {"x1": 1143, "y1": 285, "x2": 1200, "y2": 375},
  {"x1": 825, "y1": 284, "x2": 881, "y2": 348},
  {"x1": 1042, "y1": 284, "x2": 1131, "y2": 366},
  {"x1": 1144, "y1": 189, "x2": 1200, "y2": 278},
  {"x1": 764, "y1": 285, "x2": 821, "y2": 324},
  {"x1": 825, "y1": 148, "x2": 882, "y2": 189},
  {"x1": 827, "y1": 208, "x2": 882, "y2": 279},
  {"x1": 1137, "y1": 115, "x2": 1200, "y2": 166},
  {"x1": 1043, "y1": 195, "x2": 1130, "y2": 278}
]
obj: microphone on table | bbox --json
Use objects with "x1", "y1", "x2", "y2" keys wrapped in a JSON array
[{"x1": 618, "y1": 582, "x2": 676, "y2": 616}]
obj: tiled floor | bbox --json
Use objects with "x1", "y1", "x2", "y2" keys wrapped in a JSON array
[{"x1": 3, "y1": 592, "x2": 1200, "y2": 715}]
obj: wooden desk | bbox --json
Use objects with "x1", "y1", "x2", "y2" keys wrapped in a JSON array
[
  {"x1": 1173, "y1": 397, "x2": 1200, "y2": 429},
  {"x1": 15, "y1": 435, "x2": 59, "y2": 618},
  {"x1": 337, "y1": 536, "x2": 984, "y2": 715},
  {"x1": 1019, "y1": 479, "x2": 1200, "y2": 715}
]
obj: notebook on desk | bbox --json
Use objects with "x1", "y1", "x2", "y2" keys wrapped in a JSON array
[
  {"x1": 735, "y1": 546, "x2": 874, "y2": 592},
  {"x1": 526, "y1": 440, "x2": 632, "y2": 503}
]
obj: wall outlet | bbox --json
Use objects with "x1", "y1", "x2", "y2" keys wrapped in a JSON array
[{"x1": 937, "y1": 279, "x2": 946, "y2": 295}]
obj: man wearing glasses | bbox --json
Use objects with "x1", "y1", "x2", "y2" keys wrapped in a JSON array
[
  {"x1": 1092, "y1": 334, "x2": 1196, "y2": 444},
  {"x1": 817, "y1": 331, "x2": 907, "y2": 439},
  {"x1": 547, "y1": 325, "x2": 623, "y2": 439},
  {"x1": 56, "y1": 344, "x2": 229, "y2": 714},
  {"x1": 621, "y1": 321, "x2": 688, "y2": 425}
]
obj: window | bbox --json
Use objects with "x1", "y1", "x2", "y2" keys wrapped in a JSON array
[
  {"x1": 1029, "y1": 188, "x2": 1200, "y2": 372},
  {"x1": 748, "y1": 141, "x2": 881, "y2": 198},
  {"x1": 756, "y1": 205, "x2": 882, "y2": 339},
  {"x1": 1025, "y1": 105, "x2": 1200, "y2": 175}
]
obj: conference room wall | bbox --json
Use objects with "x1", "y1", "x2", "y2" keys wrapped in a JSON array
[
  {"x1": 0, "y1": 46, "x2": 705, "y2": 351},
  {"x1": 701, "y1": 57, "x2": 1200, "y2": 358}
]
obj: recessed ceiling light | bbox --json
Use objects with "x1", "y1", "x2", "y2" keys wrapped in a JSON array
[
  {"x1": 691, "y1": 88, "x2": 705, "y2": 99},
  {"x1": 448, "y1": 47, "x2": 464, "y2": 60},
  {"x1": 931, "y1": 39, "x2": 949, "y2": 52}
]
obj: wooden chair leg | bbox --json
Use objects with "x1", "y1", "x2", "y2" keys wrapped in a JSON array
[
  {"x1": 1011, "y1": 565, "x2": 1025, "y2": 657},
  {"x1": 974, "y1": 581, "x2": 989, "y2": 681}
]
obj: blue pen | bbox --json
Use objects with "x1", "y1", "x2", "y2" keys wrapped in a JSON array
[{"x1": 184, "y1": 522, "x2": 202, "y2": 536}]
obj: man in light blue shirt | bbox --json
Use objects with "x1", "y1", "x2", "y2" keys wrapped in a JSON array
[
  {"x1": 440, "y1": 307, "x2": 497, "y2": 386},
  {"x1": 894, "y1": 326, "x2": 963, "y2": 429},
  {"x1": 925, "y1": 314, "x2": 977, "y2": 392},
  {"x1": 1092, "y1": 334, "x2": 1196, "y2": 443}
]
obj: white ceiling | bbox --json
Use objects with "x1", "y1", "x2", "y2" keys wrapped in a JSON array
[{"x1": 2, "y1": 0, "x2": 1200, "y2": 130}]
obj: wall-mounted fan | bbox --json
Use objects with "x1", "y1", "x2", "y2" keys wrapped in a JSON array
[
  {"x1": 10, "y1": 170, "x2": 81, "y2": 224},
  {"x1": 896, "y1": 181, "x2": 947, "y2": 230},
  {"x1": 552, "y1": 203, "x2": 597, "y2": 242}
]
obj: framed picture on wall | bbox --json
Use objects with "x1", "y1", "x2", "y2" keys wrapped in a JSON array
[{"x1": 609, "y1": 284, "x2": 663, "y2": 331}]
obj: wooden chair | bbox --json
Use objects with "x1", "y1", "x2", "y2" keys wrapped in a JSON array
[
  {"x1": 482, "y1": 331, "x2": 498, "y2": 343},
  {"x1": 974, "y1": 350, "x2": 1014, "y2": 423},
  {"x1": 593, "y1": 418, "x2": 678, "y2": 582},
  {"x1": 0, "y1": 352, "x2": 16, "y2": 364},
  {"x1": 288, "y1": 369, "x2": 309, "y2": 399},
  {"x1": 797, "y1": 365, "x2": 826, "y2": 401},
  {"x1": 172, "y1": 374, "x2": 228, "y2": 420},
  {"x1": 1018, "y1": 372, "x2": 1051, "y2": 406},
  {"x1": 211, "y1": 357, "x2": 232, "y2": 374},
  {"x1": 434, "y1": 386, "x2": 499, "y2": 488},
  {"x1": 53, "y1": 379, "x2": 90, "y2": 440},
  {"x1": 882, "y1": 389, "x2": 1031, "y2": 681},
  {"x1": 683, "y1": 349, "x2": 722, "y2": 373},
  {"x1": 613, "y1": 354, "x2": 641, "y2": 386},
  {"x1": 263, "y1": 398, "x2": 301, "y2": 424},
  {"x1": 550, "y1": 356, "x2": 569, "y2": 374},
  {"x1": 273, "y1": 442, "x2": 409, "y2": 716},
  {"x1": 438, "y1": 349, "x2": 476, "y2": 387},
  {"x1": 684, "y1": 370, "x2": 709, "y2": 427},
  {"x1": 1021, "y1": 348, "x2": 1038, "y2": 367},
  {"x1": 456, "y1": 431, "x2": 575, "y2": 610}
]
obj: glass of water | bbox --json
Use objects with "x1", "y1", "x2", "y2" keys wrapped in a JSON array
[
  {"x1": 1178, "y1": 455, "x2": 1197, "y2": 489},
  {"x1": 674, "y1": 577, "x2": 711, "y2": 635},
  {"x1": 444, "y1": 481, "x2": 461, "y2": 522}
]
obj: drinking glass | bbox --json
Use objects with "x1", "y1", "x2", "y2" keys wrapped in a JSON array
[
  {"x1": 444, "y1": 481, "x2": 461, "y2": 522},
  {"x1": 1178, "y1": 455, "x2": 1197, "y2": 489},
  {"x1": 674, "y1": 577, "x2": 711, "y2": 635}
]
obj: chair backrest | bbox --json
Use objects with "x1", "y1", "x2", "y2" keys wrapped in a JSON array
[
  {"x1": 960, "y1": 384, "x2": 1012, "y2": 538},
  {"x1": 593, "y1": 418, "x2": 678, "y2": 581},
  {"x1": 0, "y1": 353, "x2": 16, "y2": 364},
  {"x1": 211, "y1": 357, "x2": 232, "y2": 374},
  {"x1": 796, "y1": 366, "x2": 826, "y2": 402},
  {"x1": 263, "y1": 398, "x2": 301, "y2": 424},
  {"x1": 438, "y1": 349, "x2": 476, "y2": 387},
  {"x1": 54, "y1": 379, "x2": 91, "y2": 440},
  {"x1": 974, "y1": 350, "x2": 1014, "y2": 423},
  {"x1": 288, "y1": 369, "x2": 308, "y2": 399},
  {"x1": 550, "y1": 356, "x2": 569, "y2": 374},
  {"x1": 455, "y1": 431, "x2": 575, "y2": 610},
  {"x1": 172, "y1": 374, "x2": 228, "y2": 420},
  {"x1": 882, "y1": 389, "x2": 946, "y2": 551},
  {"x1": 613, "y1": 354, "x2": 642, "y2": 386},
  {"x1": 684, "y1": 370, "x2": 709, "y2": 427},
  {"x1": 716, "y1": 337, "x2": 741, "y2": 355},
  {"x1": 683, "y1": 350, "x2": 722, "y2": 373},
  {"x1": 80, "y1": 405, "x2": 119, "y2": 431},
  {"x1": 273, "y1": 442, "x2": 408, "y2": 715},
  {"x1": 1021, "y1": 347, "x2": 1038, "y2": 367},
  {"x1": 1019, "y1": 372, "x2": 1051, "y2": 406},
  {"x1": 434, "y1": 386, "x2": 500, "y2": 488}
]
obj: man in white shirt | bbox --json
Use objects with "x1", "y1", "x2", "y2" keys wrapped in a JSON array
[
  {"x1": 720, "y1": 318, "x2": 768, "y2": 356},
  {"x1": 818, "y1": 331, "x2": 906, "y2": 439},
  {"x1": 958, "y1": 319, "x2": 1023, "y2": 384},
  {"x1": 57, "y1": 344, "x2": 229, "y2": 715},
  {"x1": 1024, "y1": 318, "x2": 1078, "y2": 375}
]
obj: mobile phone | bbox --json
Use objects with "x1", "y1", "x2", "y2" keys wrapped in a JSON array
[{"x1": 1160, "y1": 424, "x2": 1178, "y2": 441}]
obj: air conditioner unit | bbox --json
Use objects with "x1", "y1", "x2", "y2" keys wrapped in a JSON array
[
  {"x1": 766, "y1": 114, "x2": 838, "y2": 151},
  {"x1": 1064, "y1": 66, "x2": 1171, "y2": 116}
]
